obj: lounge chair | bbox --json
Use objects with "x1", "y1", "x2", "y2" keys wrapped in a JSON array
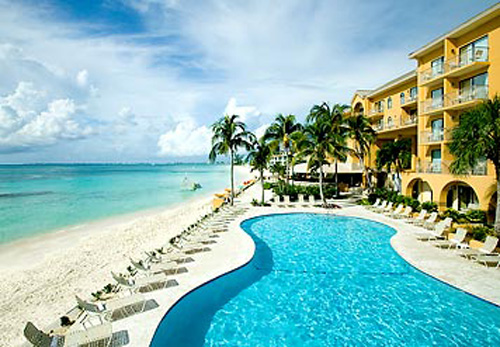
[
  {"x1": 373, "y1": 200, "x2": 388, "y2": 213},
  {"x1": 308, "y1": 195, "x2": 317, "y2": 206},
  {"x1": 283, "y1": 195, "x2": 292, "y2": 206},
  {"x1": 432, "y1": 228, "x2": 467, "y2": 249},
  {"x1": 366, "y1": 198, "x2": 381, "y2": 210},
  {"x1": 394, "y1": 206, "x2": 412, "y2": 219},
  {"x1": 386, "y1": 204, "x2": 403, "y2": 217},
  {"x1": 473, "y1": 254, "x2": 500, "y2": 268},
  {"x1": 407, "y1": 209, "x2": 427, "y2": 224},
  {"x1": 24, "y1": 321, "x2": 64, "y2": 347},
  {"x1": 65, "y1": 323, "x2": 113, "y2": 347},
  {"x1": 459, "y1": 236, "x2": 499, "y2": 259},
  {"x1": 271, "y1": 195, "x2": 281, "y2": 206},
  {"x1": 112, "y1": 271, "x2": 178, "y2": 293},
  {"x1": 378, "y1": 201, "x2": 393, "y2": 214},
  {"x1": 298, "y1": 194, "x2": 308, "y2": 207},
  {"x1": 76, "y1": 293, "x2": 151, "y2": 322},
  {"x1": 415, "y1": 220, "x2": 449, "y2": 241},
  {"x1": 422, "y1": 213, "x2": 442, "y2": 230}
]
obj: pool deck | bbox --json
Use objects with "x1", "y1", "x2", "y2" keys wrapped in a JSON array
[{"x1": 116, "y1": 198, "x2": 500, "y2": 346}]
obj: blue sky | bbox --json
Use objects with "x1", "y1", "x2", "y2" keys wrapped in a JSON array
[{"x1": 0, "y1": 0, "x2": 498, "y2": 163}]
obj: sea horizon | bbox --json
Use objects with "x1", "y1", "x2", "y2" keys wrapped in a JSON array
[{"x1": 0, "y1": 163, "x2": 247, "y2": 245}]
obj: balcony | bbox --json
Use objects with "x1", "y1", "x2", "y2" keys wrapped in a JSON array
[
  {"x1": 401, "y1": 94, "x2": 418, "y2": 108},
  {"x1": 420, "y1": 130, "x2": 444, "y2": 144},
  {"x1": 402, "y1": 115, "x2": 417, "y2": 126},
  {"x1": 420, "y1": 86, "x2": 488, "y2": 115},
  {"x1": 368, "y1": 108, "x2": 384, "y2": 117},
  {"x1": 373, "y1": 123, "x2": 384, "y2": 131},
  {"x1": 416, "y1": 160, "x2": 488, "y2": 176},
  {"x1": 419, "y1": 47, "x2": 489, "y2": 86}
]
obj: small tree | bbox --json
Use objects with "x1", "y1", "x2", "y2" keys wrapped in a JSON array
[
  {"x1": 376, "y1": 139, "x2": 412, "y2": 192},
  {"x1": 246, "y1": 137, "x2": 272, "y2": 204},
  {"x1": 448, "y1": 96, "x2": 500, "y2": 236},
  {"x1": 209, "y1": 115, "x2": 255, "y2": 205}
]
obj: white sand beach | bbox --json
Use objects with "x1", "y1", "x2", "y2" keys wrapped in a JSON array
[{"x1": 0, "y1": 166, "x2": 254, "y2": 347}]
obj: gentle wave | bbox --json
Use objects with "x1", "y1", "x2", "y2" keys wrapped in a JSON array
[{"x1": 0, "y1": 191, "x2": 54, "y2": 198}]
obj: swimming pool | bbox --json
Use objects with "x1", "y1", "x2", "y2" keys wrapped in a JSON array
[{"x1": 151, "y1": 213, "x2": 500, "y2": 346}]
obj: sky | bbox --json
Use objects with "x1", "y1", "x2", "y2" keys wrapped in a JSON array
[{"x1": 0, "y1": 0, "x2": 498, "y2": 163}]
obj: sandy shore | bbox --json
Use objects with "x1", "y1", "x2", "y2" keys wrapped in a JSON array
[{"x1": 0, "y1": 166, "x2": 254, "y2": 347}]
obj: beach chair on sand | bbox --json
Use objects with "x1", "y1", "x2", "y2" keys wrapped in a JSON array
[
  {"x1": 24, "y1": 321, "x2": 64, "y2": 347},
  {"x1": 24, "y1": 321, "x2": 113, "y2": 347},
  {"x1": 366, "y1": 198, "x2": 381, "y2": 210},
  {"x1": 459, "y1": 236, "x2": 499, "y2": 259},
  {"x1": 76, "y1": 293, "x2": 155, "y2": 322},
  {"x1": 432, "y1": 228, "x2": 467, "y2": 249},
  {"x1": 112, "y1": 271, "x2": 178, "y2": 293}
]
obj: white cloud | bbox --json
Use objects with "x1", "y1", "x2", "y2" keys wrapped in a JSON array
[
  {"x1": 254, "y1": 123, "x2": 270, "y2": 140},
  {"x1": 224, "y1": 97, "x2": 261, "y2": 122},
  {"x1": 157, "y1": 119, "x2": 211, "y2": 157},
  {"x1": 0, "y1": 82, "x2": 92, "y2": 152},
  {"x1": 76, "y1": 69, "x2": 89, "y2": 88}
]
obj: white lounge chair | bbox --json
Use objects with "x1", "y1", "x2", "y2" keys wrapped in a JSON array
[
  {"x1": 76, "y1": 293, "x2": 149, "y2": 322},
  {"x1": 366, "y1": 198, "x2": 381, "y2": 210},
  {"x1": 422, "y1": 212, "x2": 441, "y2": 229},
  {"x1": 474, "y1": 254, "x2": 500, "y2": 268},
  {"x1": 373, "y1": 200, "x2": 388, "y2": 213},
  {"x1": 407, "y1": 209, "x2": 427, "y2": 224},
  {"x1": 65, "y1": 323, "x2": 113, "y2": 347},
  {"x1": 415, "y1": 211, "x2": 436, "y2": 227},
  {"x1": 432, "y1": 228, "x2": 467, "y2": 249},
  {"x1": 378, "y1": 201, "x2": 393, "y2": 214},
  {"x1": 283, "y1": 195, "x2": 292, "y2": 206},
  {"x1": 308, "y1": 195, "x2": 317, "y2": 206},
  {"x1": 415, "y1": 220, "x2": 449, "y2": 241},
  {"x1": 387, "y1": 204, "x2": 403, "y2": 217},
  {"x1": 459, "y1": 236, "x2": 499, "y2": 259},
  {"x1": 394, "y1": 206, "x2": 412, "y2": 219},
  {"x1": 298, "y1": 194, "x2": 308, "y2": 207}
]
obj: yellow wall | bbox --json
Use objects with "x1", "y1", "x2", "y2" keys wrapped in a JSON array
[{"x1": 351, "y1": 7, "x2": 500, "y2": 216}]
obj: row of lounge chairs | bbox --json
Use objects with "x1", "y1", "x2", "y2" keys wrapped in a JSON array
[
  {"x1": 24, "y1": 203, "x2": 249, "y2": 347},
  {"x1": 366, "y1": 198, "x2": 500, "y2": 269},
  {"x1": 271, "y1": 194, "x2": 319, "y2": 207}
]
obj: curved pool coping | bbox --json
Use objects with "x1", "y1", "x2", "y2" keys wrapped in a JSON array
[{"x1": 123, "y1": 205, "x2": 500, "y2": 347}]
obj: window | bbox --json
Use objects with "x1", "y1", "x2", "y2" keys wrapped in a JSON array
[
  {"x1": 430, "y1": 149, "x2": 442, "y2": 173},
  {"x1": 409, "y1": 87, "x2": 418, "y2": 101},
  {"x1": 431, "y1": 88, "x2": 444, "y2": 109},
  {"x1": 400, "y1": 93, "x2": 405, "y2": 105},
  {"x1": 459, "y1": 35, "x2": 488, "y2": 66},
  {"x1": 431, "y1": 57, "x2": 445, "y2": 78},
  {"x1": 459, "y1": 72, "x2": 488, "y2": 102},
  {"x1": 431, "y1": 119, "x2": 444, "y2": 142},
  {"x1": 387, "y1": 97, "x2": 392, "y2": 109},
  {"x1": 376, "y1": 101, "x2": 384, "y2": 113},
  {"x1": 387, "y1": 116, "x2": 393, "y2": 128}
]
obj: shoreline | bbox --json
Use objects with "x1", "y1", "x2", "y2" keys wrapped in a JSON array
[{"x1": 0, "y1": 166, "x2": 254, "y2": 347}]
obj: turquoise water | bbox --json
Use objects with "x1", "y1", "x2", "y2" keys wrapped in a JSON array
[
  {"x1": 151, "y1": 213, "x2": 500, "y2": 346},
  {"x1": 0, "y1": 164, "x2": 236, "y2": 244}
]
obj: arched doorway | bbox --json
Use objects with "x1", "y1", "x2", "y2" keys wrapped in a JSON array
[
  {"x1": 441, "y1": 181, "x2": 479, "y2": 211},
  {"x1": 353, "y1": 102, "x2": 364, "y2": 116},
  {"x1": 407, "y1": 178, "x2": 433, "y2": 202}
]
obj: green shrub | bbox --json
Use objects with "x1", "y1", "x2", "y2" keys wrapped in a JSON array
[
  {"x1": 470, "y1": 226, "x2": 494, "y2": 242},
  {"x1": 421, "y1": 201, "x2": 438, "y2": 212},
  {"x1": 357, "y1": 198, "x2": 371, "y2": 206},
  {"x1": 442, "y1": 208, "x2": 464, "y2": 222},
  {"x1": 272, "y1": 182, "x2": 336, "y2": 200},
  {"x1": 465, "y1": 209, "x2": 487, "y2": 224}
]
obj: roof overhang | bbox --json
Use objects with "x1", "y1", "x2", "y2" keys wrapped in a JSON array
[
  {"x1": 366, "y1": 70, "x2": 417, "y2": 99},
  {"x1": 409, "y1": 3, "x2": 500, "y2": 59}
]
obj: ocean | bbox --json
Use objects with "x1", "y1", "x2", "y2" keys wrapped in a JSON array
[{"x1": 0, "y1": 164, "x2": 240, "y2": 245}]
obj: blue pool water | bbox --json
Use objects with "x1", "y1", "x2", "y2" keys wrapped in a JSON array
[
  {"x1": 151, "y1": 213, "x2": 500, "y2": 346},
  {"x1": 0, "y1": 164, "x2": 237, "y2": 244}
]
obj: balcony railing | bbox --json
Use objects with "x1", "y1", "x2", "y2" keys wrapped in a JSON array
[
  {"x1": 446, "y1": 46, "x2": 489, "y2": 72},
  {"x1": 373, "y1": 123, "x2": 384, "y2": 131},
  {"x1": 402, "y1": 116, "x2": 417, "y2": 126},
  {"x1": 445, "y1": 85, "x2": 489, "y2": 107},
  {"x1": 416, "y1": 160, "x2": 487, "y2": 175},
  {"x1": 402, "y1": 93, "x2": 418, "y2": 105},
  {"x1": 420, "y1": 130, "x2": 444, "y2": 144},
  {"x1": 368, "y1": 108, "x2": 384, "y2": 116},
  {"x1": 421, "y1": 97, "x2": 444, "y2": 113},
  {"x1": 419, "y1": 47, "x2": 489, "y2": 83}
]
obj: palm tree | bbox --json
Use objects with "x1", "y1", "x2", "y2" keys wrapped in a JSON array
[
  {"x1": 307, "y1": 102, "x2": 350, "y2": 197},
  {"x1": 346, "y1": 114, "x2": 376, "y2": 191},
  {"x1": 376, "y1": 139, "x2": 412, "y2": 192},
  {"x1": 264, "y1": 114, "x2": 303, "y2": 184},
  {"x1": 209, "y1": 115, "x2": 255, "y2": 205},
  {"x1": 448, "y1": 96, "x2": 500, "y2": 236},
  {"x1": 246, "y1": 138, "x2": 272, "y2": 204},
  {"x1": 297, "y1": 121, "x2": 332, "y2": 203}
]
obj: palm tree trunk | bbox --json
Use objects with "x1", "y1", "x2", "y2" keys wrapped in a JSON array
[
  {"x1": 260, "y1": 169, "x2": 265, "y2": 205},
  {"x1": 360, "y1": 153, "x2": 367, "y2": 191},
  {"x1": 319, "y1": 165, "x2": 325, "y2": 203},
  {"x1": 285, "y1": 148, "x2": 290, "y2": 185},
  {"x1": 495, "y1": 172, "x2": 500, "y2": 237},
  {"x1": 230, "y1": 149, "x2": 235, "y2": 206},
  {"x1": 335, "y1": 159, "x2": 339, "y2": 198}
]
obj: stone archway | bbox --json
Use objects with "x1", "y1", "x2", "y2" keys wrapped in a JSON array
[{"x1": 406, "y1": 178, "x2": 433, "y2": 202}]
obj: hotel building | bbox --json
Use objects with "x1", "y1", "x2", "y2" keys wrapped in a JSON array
[{"x1": 351, "y1": 3, "x2": 500, "y2": 220}]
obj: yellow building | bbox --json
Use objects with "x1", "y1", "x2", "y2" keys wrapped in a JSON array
[{"x1": 351, "y1": 3, "x2": 500, "y2": 220}]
